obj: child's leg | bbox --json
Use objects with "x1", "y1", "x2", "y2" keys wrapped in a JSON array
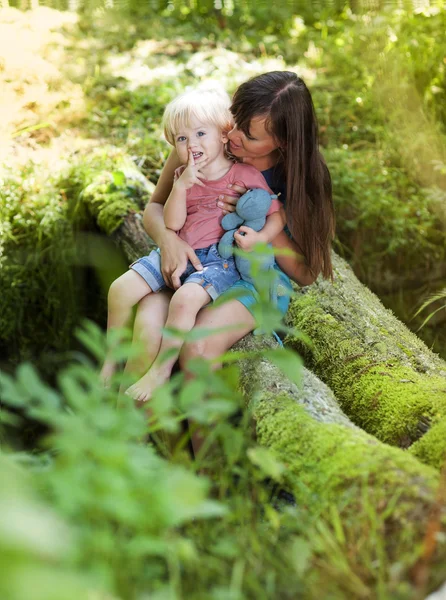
[
  {"x1": 100, "y1": 270, "x2": 153, "y2": 383},
  {"x1": 125, "y1": 283, "x2": 211, "y2": 402},
  {"x1": 123, "y1": 290, "x2": 173, "y2": 379}
]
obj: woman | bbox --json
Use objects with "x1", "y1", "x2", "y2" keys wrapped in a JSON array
[{"x1": 127, "y1": 71, "x2": 335, "y2": 399}]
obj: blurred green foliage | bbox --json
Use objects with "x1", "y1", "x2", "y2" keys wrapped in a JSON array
[
  {"x1": 0, "y1": 320, "x2": 433, "y2": 599},
  {"x1": 0, "y1": 322, "x2": 313, "y2": 599}
]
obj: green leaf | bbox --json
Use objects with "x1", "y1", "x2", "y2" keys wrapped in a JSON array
[
  {"x1": 112, "y1": 170, "x2": 126, "y2": 187},
  {"x1": 58, "y1": 372, "x2": 90, "y2": 411},
  {"x1": 17, "y1": 363, "x2": 60, "y2": 410},
  {"x1": 75, "y1": 320, "x2": 107, "y2": 362},
  {"x1": 188, "y1": 398, "x2": 238, "y2": 424},
  {"x1": 247, "y1": 446, "x2": 285, "y2": 480},
  {"x1": 211, "y1": 287, "x2": 254, "y2": 308},
  {"x1": 218, "y1": 424, "x2": 245, "y2": 464},
  {"x1": 178, "y1": 380, "x2": 207, "y2": 411},
  {"x1": 280, "y1": 326, "x2": 313, "y2": 349},
  {"x1": 0, "y1": 371, "x2": 24, "y2": 407},
  {"x1": 290, "y1": 537, "x2": 312, "y2": 576},
  {"x1": 184, "y1": 358, "x2": 213, "y2": 379},
  {"x1": 162, "y1": 324, "x2": 239, "y2": 342},
  {"x1": 213, "y1": 349, "x2": 260, "y2": 365},
  {"x1": 151, "y1": 384, "x2": 174, "y2": 417},
  {"x1": 264, "y1": 348, "x2": 303, "y2": 386},
  {"x1": 210, "y1": 536, "x2": 240, "y2": 559},
  {"x1": 11, "y1": 121, "x2": 53, "y2": 138},
  {"x1": 252, "y1": 304, "x2": 284, "y2": 335},
  {"x1": 157, "y1": 347, "x2": 180, "y2": 364}
]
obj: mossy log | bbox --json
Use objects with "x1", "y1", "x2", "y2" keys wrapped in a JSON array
[
  {"x1": 79, "y1": 155, "x2": 358, "y2": 418},
  {"x1": 79, "y1": 149, "x2": 156, "y2": 242},
  {"x1": 285, "y1": 253, "x2": 446, "y2": 470},
  {"x1": 236, "y1": 334, "x2": 446, "y2": 589},
  {"x1": 79, "y1": 154, "x2": 446, "y2": 471},
  {"x1": 81, "y1": 156, "x2": 446, "y2": 586}
]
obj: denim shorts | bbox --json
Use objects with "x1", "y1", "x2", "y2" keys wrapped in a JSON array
[{"x1": 130, "y1": 243, "x2": 240, "y2": 301}]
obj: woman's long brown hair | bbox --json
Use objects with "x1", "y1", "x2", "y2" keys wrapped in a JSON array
[{"x1": 231, "y1": 71, "x2": 335, "y2": 280}]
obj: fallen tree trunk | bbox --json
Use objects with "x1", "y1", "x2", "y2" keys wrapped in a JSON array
[
  {"x1": 79, "y1": 151, "x2": 446, "y2": 469},
  {"x1": 80, "y1": 154, "x2": 446, "y2": 589},
  {"x1": 235, "y1": 334, "x2": 446, "y2": 593},
  {"x1": 79, "y1": 153, "x2": 347, "y2": 414},
  {"x1": 285, "y1": 254, "x2": 446, "y2": 469}
]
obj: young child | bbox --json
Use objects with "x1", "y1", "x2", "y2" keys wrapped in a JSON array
[{"x1": 100, "y1": 86, "x2": 285, "y2": 401}]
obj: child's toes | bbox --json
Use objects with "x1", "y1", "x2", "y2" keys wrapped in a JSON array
[
  {"x1": 136, "y1": 390, "x2": 146, "y2": 403},
  {"x1": 125, "y1": 385, "x2": 136, "y2": 399}
]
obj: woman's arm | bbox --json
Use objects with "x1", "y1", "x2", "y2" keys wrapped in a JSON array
[
  {"x1": 258, "y1": 209, "x2": 286, "y2": 243},
  {"x1": 217, "y1": 183, "x2": 316, "y2": 286},
  {"x1": 143, "y1": 150, "x2": 203, "y2": 289},
  {"x1": 272, "y1": 230, "x2": 317, "y2": 287}
]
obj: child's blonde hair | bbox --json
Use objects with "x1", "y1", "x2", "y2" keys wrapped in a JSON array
[{"x1": 163, "y1": 86, "x2": 233, "y2": 146}]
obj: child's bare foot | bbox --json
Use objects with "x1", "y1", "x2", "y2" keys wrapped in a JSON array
[
  {"x1": 125, "y1": 365, "x2": 170, "y2": 403},
  {"x1": 100, "y1": 360, "x2": 116, "y2": 388}
]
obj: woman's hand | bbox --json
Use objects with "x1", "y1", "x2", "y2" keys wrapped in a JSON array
[
  {"x1": 217, "y1": 183, "x2": 247, "y2": 214},
  {"x1": 159, "y1": 230, "x2": 203, "y2": 290}
]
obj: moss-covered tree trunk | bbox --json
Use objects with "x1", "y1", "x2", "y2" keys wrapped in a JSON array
[
  {"x1": 80, "y1": 153, "x2": 446, "y2": 470},
  {"x1": 235, "y1": 334, "x2": 446, "y2": 590},
  {"x1": 285, "y1": 254, "x2": 446, "y2": 469},
  {"x1": 80, "y1": 154, "x2": 446, "y2": 589}
]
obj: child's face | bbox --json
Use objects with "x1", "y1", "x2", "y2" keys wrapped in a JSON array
[{"x1": 174, "y1": 116, "x2": 228, "y2": 168}]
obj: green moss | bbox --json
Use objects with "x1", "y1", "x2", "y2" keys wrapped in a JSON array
[
  {"x1": 253, "y1": 394, "x2": 444, "y2": 569},
  {"x1": 331, "y1": 363, "x2": 446, "y2": 446},
  {"x1": 70, "y1": 148, "x2": 152, "y2": 235},
  {"x1": 285, "y1": 254, "x2": 446, "y2": 468},
  {"x1": 235, "y1": 334, "x2": 445, "y2": 578},
  {"x1": 410, "y1": 418, "x2": 446, "y2": 471},
  {"x1": 1, "y1": 147, "x2": 152, "y2": 365},
  {"x1": 82, "y1": 183, "x2": 140, "y2": 235}
]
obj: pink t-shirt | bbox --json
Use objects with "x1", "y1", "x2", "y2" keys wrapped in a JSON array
[{"x1": 174, "y1": 162, "x2": 282, "y2": 250}]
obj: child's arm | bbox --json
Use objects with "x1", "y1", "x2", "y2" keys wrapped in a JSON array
[
  {"x1": 164, "y1": 149, "x2": 205, "y2": 231},
  {"x1": 163, "y1": 182, "x2": 188, "y2": 232},
  {"x1": 234, "y1": 207, "x2": 286, "y2": 251}
]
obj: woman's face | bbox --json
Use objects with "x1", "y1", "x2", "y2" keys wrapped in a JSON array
[{"x1": 227, "y1": 116, "x2": 279, "y2": 160}]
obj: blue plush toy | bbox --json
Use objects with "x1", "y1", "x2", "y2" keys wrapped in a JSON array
[{"x1": 218, "y1": 188, "x2": 277, "y2": 286}]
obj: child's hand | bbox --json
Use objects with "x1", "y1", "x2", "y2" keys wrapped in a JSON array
[
  {"x1": 175, "y1": 149, "x2": 205, "y2": 190},
  {"x1": 234, "y1": 226, "x2": 265, "y2": 251}
]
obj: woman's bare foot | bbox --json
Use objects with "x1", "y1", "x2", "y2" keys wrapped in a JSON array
[
  {"x1": 125, "y1": 364, "x2": 170, "y2": 403},
  {"x1": 100, "y1": 360, "x2": 116, "y2": 388}
]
